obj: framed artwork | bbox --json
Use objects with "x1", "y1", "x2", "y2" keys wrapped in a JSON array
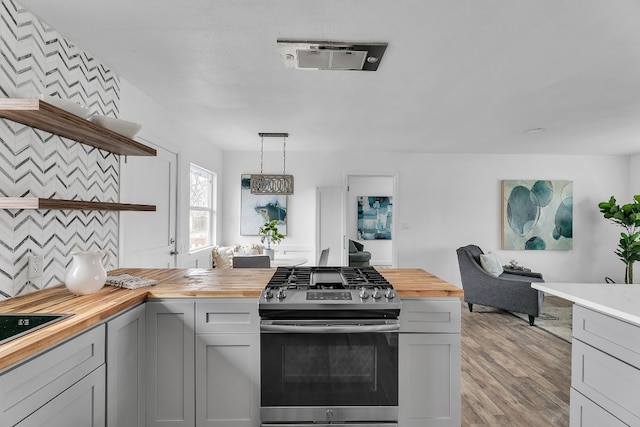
[
  {"x1": 240, "y1": 174, "x2": 287, "y2": 236},
  {"x1": 502, "y1": 180, "x2": 573, "y2": 250},
  {"x1": 357, "y1": 196, "x2": 392, "y2": 240}
]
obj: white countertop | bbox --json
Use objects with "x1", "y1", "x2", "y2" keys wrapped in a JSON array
[{"x1": 533, "y1": 282, "x2": 640, "y2": 326}]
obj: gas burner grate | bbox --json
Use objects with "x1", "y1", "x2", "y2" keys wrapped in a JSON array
[
  {"x1": 267, "y1": 267, "x2": 312, "y2": 287},
  {"x1": 266, "y1": 266, "x2": 392, "y2": 289},
  {"x1": 267, "y1": 269, "x2": 291, "y2": 285},
  {"x1": 287, "y1": 267, "x2": 311, "y2": 286},
  {"x1": 341, "y1": 267, "x2": 392, "y2": 288}
]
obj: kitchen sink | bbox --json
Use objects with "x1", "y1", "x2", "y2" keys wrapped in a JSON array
[{"x1": 0, "y1": 313, "x2": 72, "y2": 346}]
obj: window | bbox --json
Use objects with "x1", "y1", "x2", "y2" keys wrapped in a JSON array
[{"x1": 189, "y1": 164, "x2": 216, "y2": 252}]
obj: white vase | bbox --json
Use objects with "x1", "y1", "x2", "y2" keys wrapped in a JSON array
[
  {"x1": 263, "y1": 248, "x2": 275, "y2": 260},
  {"x1": 65, "y1": 251, "x2": 111, "y2": 295}
]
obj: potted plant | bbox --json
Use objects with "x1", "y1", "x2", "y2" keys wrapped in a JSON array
[
  {"x1": 259, "y1": 220, "x2": 284, "y2": 259},
  {"x1": 598, "y1": 195, "x2": 640, "y2": 283}
]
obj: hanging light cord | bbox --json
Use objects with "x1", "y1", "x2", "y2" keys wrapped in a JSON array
[
  {"x1": 282, "y1": 135, "x2": 287, "y2": 175},
  {"x1": 259, "y1": 134, "x2": 288, "y2": 175},
  {"x1": 260, "y1": 135, "x2": 264, "y2": 174}
]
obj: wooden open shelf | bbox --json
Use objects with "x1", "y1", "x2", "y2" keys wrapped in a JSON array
[
  {"x1": 0, "y1": 198, "x2": 156, "y2": 212},
  {"x1": 0, "y1": 98, "x2": 156, "y2": 156}
]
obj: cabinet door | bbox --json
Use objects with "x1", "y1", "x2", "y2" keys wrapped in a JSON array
[
  {"x1": 146, "y1": 301, "x2": 195, "y2": 427},
  {"x1": 571, "y1": 338, "x2": 640, "y2": 425},
  {"x1": 16, "y1": 365, "x2": 106, "y2": 427},
  {"x1": 0, "y1": 325, "x2": 105, "y2": 426},
  {"x1": 573, "y1": 304, "x2": 640, "y2": 368},
  {"x1": 195, "y1": 300, "x2": 259, "y2": 334},
  {"x1": 400, "y1": 298, "x2": 461, "y2": 333},
  {"x1": 107, "y1": 304, "x2": 146, "y2": 427},
  {"x1": 195, "y1": 333, "x2": 260, "y2": 427},
  {"x1": 399, "y1": 333, "x2": 461, "y2": 427},
  {"x1": 570, "y1": 388, "x2": 627, "y2": 427}
]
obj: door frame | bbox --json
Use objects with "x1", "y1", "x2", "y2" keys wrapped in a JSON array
[
  {"x1": 344, "y1": 172, "x2": 399, "y2": 267},
  {"x1": 315, "y1": 187, "x2": 347, "y2": 266}
]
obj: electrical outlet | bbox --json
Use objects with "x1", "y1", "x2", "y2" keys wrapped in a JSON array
[{"x1": 28, "y1": 255, "x2": 43, "y2": 279}]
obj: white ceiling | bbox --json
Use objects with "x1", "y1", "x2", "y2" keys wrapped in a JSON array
[{"x1": 18, "y1": 0, "x2": 640, "y2": 155}]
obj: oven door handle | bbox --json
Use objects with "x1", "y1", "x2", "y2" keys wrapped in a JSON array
[{"x1": 260, "y1": 323, "x2": 400, "y2": 334}]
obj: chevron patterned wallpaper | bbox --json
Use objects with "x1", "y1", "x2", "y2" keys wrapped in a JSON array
[{"x1": 0, "y1": 0, "x2": 121, "y2": 298}]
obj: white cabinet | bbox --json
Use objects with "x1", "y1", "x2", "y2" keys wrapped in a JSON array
[
  {"x1": 16, "y1": 365, "x2": 106, "y2": 427},
  {"x1": 195, "y1": 333, "x2": 260, "y2": 427},
  {"x1": 107, "y1": 304, "x2": 146, "y2": 427},
  {"x1": 0, "y1": 325, "x2": 105, "y2": 426},
  {"x1": 570, "y1": 305, "x2": 640, "y2": 426},
  {"x1": 399, "y1": 298, "x2": 461, "y2": 427},
  {"x1": 195, "y1": 300, "x2": 260, "y2": 427},
  {"x1": 569, "y1": 388, "x2": 627, "y2": 427},
  {"x1": 145, "y1": 299, "x2": 260, "y2": 427},
  {"x1": 145, "y1": 300, "x2": 195, "y2": 427}
]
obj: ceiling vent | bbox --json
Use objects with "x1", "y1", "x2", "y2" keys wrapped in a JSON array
[{"x1": 277, "y1": 40, "x2": 388, "y2": 71}]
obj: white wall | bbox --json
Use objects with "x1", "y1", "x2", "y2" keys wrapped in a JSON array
[
  {"x1": 218, "y1": 150, "x2": 315, "y2": 263},
  {"x1": 223, "y1": 150, "x2": 628, "y2": 286},
  {"x1": 119, "y1": 79, "x2": 224, "y2": 268}
]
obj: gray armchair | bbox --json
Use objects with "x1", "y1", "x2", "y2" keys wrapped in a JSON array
[
  {"x1": 348, "y1": 240, "x2": 371, "y2": 267},
  {"x1": 456, "y1": 244, "x2": 545, "y2": 325}
]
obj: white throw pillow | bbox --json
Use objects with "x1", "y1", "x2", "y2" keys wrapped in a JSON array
[
  {"x1": 212, "y1": 246, "x2": 236, "y2": 269},
  {"x1": 480, "y1": 252, "x2": 504, "y2": 277},
  {"x1": 239, "y1": 243, "x2": 264, "y2": 255}
]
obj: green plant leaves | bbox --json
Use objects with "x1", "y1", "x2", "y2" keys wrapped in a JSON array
[
  {"x1": 259, "y1": 219, "x2": 284, "y2": 245},
  {"x1": 599, "y1": 195, "x2": 640, "y2": 283}
]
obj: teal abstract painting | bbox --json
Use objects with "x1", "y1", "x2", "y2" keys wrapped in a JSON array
[
  {"x1": 502, "y1": 180, "x2": 573, "y2": 250},
  {"x1": 240, "y1": 174, "x2": 287, "y2": 236},
  {"x1": 358, "y1": 196, "x2": 392, "y2": 240}
]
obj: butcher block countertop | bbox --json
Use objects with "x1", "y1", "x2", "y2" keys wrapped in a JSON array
[{"x1": 0, "y1": 267, "x2": 461, "y2": 371}]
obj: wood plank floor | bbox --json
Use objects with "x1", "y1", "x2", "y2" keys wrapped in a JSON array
[{"x1": 461, "y1": 297, "x2": 572, "y2": 426}]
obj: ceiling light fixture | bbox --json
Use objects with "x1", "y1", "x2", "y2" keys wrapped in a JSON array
[
  {"x1": 250, "y1": 133, "x2": 294, "y2": 195},
  {"x1": 277, "y1": 40, "x2": 388, "y2": 71}
]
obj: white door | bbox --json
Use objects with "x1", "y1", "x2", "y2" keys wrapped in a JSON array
[
  {"x1": 316, "y1": 187, "x2": 346, "y2": 265},
  {"x1": 119, "y1": 142, "x2": 177, "y2": 267}
]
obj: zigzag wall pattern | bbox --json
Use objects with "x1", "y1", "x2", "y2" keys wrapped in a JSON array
[{"x1": 0, "y1": 0, "x2": 121, "y2": 299}]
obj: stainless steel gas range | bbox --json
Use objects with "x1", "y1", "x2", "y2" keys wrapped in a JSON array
[{"x1": 258, "y1": 266, "x2": 401, "y2": 427}]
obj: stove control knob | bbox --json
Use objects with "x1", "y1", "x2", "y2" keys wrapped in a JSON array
[
  {"x1": 326, "y1": 409, "x2": 334, "y2": 420},
  {"x1": 372, "y1": 288, "x2": 382, "y2": 299},
  {"x1": 263, "y1": 289, "x2": 273, "y2": 300},
  {"x1": 276, "y1": 287, "x2": 286, "y2": 300},
  {"x1": 385, "y1": 289, "x2": 396, "y2": 300},
  {"x1": 359, "y1": 287, "x2": 369, "y2": 299}
]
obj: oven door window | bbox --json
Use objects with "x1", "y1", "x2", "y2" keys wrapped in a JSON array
[{"x1": 261, "y1": 332, "x2": 398, "y2": 406}]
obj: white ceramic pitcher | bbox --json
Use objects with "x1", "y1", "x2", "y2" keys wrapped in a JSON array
[{"x1": 65, "y1": 251, "x2": 111, "y2": 295}]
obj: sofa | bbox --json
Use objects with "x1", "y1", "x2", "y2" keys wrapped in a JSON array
[
  {"x1": 456, "y1": 244, "x2": 545, "y2": 325},
  {"x1": 348, "y1": 240, "x2": 371, "y2": 267},
  {"x1": 212, "y1": 243, "x2": 265, "y2": 268}
]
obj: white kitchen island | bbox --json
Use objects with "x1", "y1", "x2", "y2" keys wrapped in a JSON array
[{"x1": 532, "y1": 282, "x2": 640, "y2": 426}]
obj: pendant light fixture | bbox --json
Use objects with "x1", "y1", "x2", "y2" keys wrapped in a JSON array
[{"x1": 250, "y1": 132, "x2": 294, "y2": 195}]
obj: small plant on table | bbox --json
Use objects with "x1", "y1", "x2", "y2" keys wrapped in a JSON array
[{"x1": 259, "y1": 220, "x2": 284, "y2": 250}]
